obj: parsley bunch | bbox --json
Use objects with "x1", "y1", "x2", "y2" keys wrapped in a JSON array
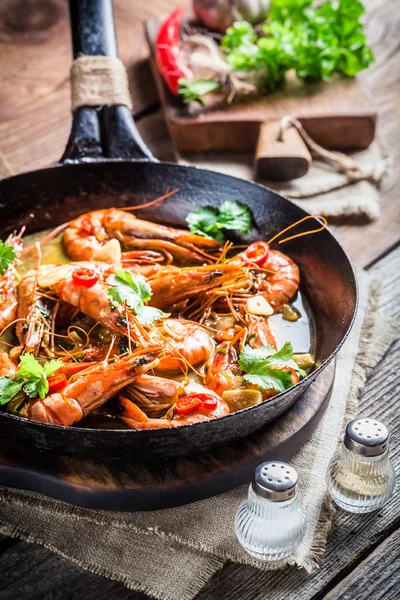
[
  {"x1": 186, "y1": 200, "x2": 253, "y2": 242},
  {"x1": 239, "y1": 342, "x2": 306, "y2": 393},
  {"x1": 106, "y1": 270, "x2": 168, "y2": 325},
  {"x1": 178, "y1": 0, "x2": 374, "y2": 103},
  {"x1": 222, "y1": 0, "x2": 374, "y2": 90},
  {"x1": 0, "y1": 354, "x2": 63, "y2": 405}
]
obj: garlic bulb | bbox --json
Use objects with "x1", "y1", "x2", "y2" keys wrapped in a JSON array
[{"x1": 193, "y1": 0, "x2": 271, "y2": 34}]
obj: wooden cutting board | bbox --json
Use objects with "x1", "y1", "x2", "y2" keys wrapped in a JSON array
[{"x1": 145, "y1": 18, "x2": 377, "y2": 180}]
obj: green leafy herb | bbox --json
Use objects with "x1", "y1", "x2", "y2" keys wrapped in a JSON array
[
  {"x1": 238, "y1": 342, "x2": 306, "y2": 393},
  {"x1": 217, "y1": 348, "x2": 228, "y2": 355},
  {"x1": 0, "y1": 354, "x2": 63, "y2": 406},
  {"x1": 181, "y1": 0, "x2": 374, "y2": 103},
  {"x1": 186, "y1": 200, "x2": 253, "y2": 242},
  {"x1": 178, "y1": 78, "x2": 221, "y2": 105},
  {"x1": 0, "y1": 240, "x2": 16, "y2": 276},
  {"x1": 106, "y1": 270, "x2": 168, "y2": 325}
]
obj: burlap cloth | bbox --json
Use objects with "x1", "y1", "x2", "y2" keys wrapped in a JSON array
[
  {"x1": 178, "y1": 138, "x2": 390, "y2": 222},
  {"x1": 0, "y1": 272, "x2": 398, "y2": 600}
]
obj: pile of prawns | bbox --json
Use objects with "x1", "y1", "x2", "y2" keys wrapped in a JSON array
[{"x1": 0, "y1": 201, "x2": 317, "y2": 430}]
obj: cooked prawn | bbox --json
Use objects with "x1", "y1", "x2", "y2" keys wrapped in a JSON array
[
  {"x1": 230, "y1": 244, "x2": 300, "y2": 311},
  {"x1": 205, "y1": 341, "x2": 241, "y2": 396},
  {"x1": 0, "y1": 233, "x2": 23, "y2": 333},
  {"x1": 120, "y1": 382, "x2": 229, "y2": 429},
  {"x1": 149, "y1": 263, "x2": 246, "y2": 310},
  {"x1": 156, "y1": 319, "x2": 214, "y2": 372},
  {"x1": 63, "y1": 209, "x2": 221, "y2": 265},
  {"x1": 0, "y1": 350, "x2": 17, "y2": 377},
  {"x1": 246, "y1": 315, "x2": 277, "y2": 349},
  {"x1": 26, "y1": 349, "x2": 160, "y2": 426}
]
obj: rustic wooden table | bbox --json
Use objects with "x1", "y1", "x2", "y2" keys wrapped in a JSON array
[{"x1": 0, "y1": 1, "x2": 399, "y2": 599}]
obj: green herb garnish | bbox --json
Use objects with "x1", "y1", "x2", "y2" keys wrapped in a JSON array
[
  {"x1": 238, "y1": 342, "x2": 306, "y2": 394},
  {"x1": 186, "y1": 200, "x2": 253, "y2": 242},
  {"x1": 0, "y1": 240, "x2": 16, "y2": 276},
  {"x1": 178, "y1": 78, "x2": 221, "y2": 105},
  {"x1": 180, "y1": 0, "x2": 374, "y2": 104},
  {"x1": 0, "y1": 354, "x2": 63, "y2": 405},
  {"x1": 106, "y1": 270, "x2": 169, "y2": 326}
]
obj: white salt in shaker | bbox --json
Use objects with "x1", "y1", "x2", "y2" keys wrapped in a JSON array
[
  {"x1": 235, "y1": 461, "x2": 306, "y2": 561},
  {"x1": 327, "y1": 417, "x2": 396, "y2": 513}
]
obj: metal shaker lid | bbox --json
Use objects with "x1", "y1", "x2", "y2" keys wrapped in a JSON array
[
  {"x1": 344, "y1": 418, "x2": 389, "y2": 457},
  {"x1": 252, "y1": 461, "x2": 298, "y2": 502}
]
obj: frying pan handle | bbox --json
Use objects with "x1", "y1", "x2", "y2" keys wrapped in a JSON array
[{"x1": 61, "y1": 0, "x2": 156, "y2": 163}]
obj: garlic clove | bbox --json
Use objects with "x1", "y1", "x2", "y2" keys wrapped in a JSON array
[{"x1": 246, "y1": 295, "x2": 274, "y2": 316}]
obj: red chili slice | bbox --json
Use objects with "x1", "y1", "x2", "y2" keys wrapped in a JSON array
[
  {"x1": 72, "y1": 268, "x2": 99, "y2": 288},
  {"x1": 48, "y1": 373, "x2": 67, "y2": 394},
  {"x1": 175, "y1": 393, "x2": 218, "y2": 414},
  {"x1": 175, "y1": 394, "x2": 203, "y2": 415},
  {"x1": 80, "y1": 218, "x2": 95, "y2": 235},
  {"x1": 242, "y1": 241, "x2": 270, "y2": 266},
  {"x1": 199, "y1": 394, "x2": 218, "y2": 411}
]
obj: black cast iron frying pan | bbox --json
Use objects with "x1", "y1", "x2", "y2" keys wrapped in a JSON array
[{"x1": 0, "y1": 0, "x2": 357, "y2": 461}]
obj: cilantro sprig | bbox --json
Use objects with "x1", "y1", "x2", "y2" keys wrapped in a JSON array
[
  {"x1": 238, "y1": 342, "x2": 306, "y2": 394},
  {"x1": 186, "y1": 200, "x2": 253, "y2": 242},
  {"x1": 106, "y1": 270, "x2": 168, "y2": 325},
  {"x1": 0, "y1": 354, "x2": 63, "y2": 405},
  {"x1": 0, "y1": 240, "x2": 16, "y2": 276}
]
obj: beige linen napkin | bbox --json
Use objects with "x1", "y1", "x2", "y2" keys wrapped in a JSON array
[
  {"x1": 0, "y1": 271, "x2": 398, "y2": 600},
  {"x1": 178, "y1": 140, "x2": 390, "y2": 222}
]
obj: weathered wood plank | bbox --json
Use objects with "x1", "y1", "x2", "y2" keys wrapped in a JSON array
[
  {"x1": 323, "y1": 528, "x2": 400, "y2": 600},
  {"x1": 0, "y1": 541, "x2": 146, "y2": 600}
]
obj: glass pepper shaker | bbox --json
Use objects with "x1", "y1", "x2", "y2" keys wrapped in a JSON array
[
  {"x1": 327, "y1": 417, "x2": 396, "y2": 513},
  {"x1": 235, "y1": 461, "x2": 306, "y2": 561}
]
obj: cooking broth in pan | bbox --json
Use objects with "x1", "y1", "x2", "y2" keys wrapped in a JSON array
[{"x1": 0, "y1": 211, "x2": 317, "y2": 431}]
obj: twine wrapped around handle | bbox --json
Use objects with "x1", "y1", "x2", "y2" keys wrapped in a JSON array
[
  {"x1": 278, "y1": 115, "x2": 385, "y2": 182},
  {"x1": 71, "y1": 55, "x2": 133, "y2": 111}
]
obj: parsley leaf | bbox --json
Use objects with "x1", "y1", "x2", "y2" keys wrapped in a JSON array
[
  {"x1": 0, "y1": 354, "x2": 63, "y2": 405},
  {"x1": 0, "y1": 378, "x2": 24, "y2": 405},
  {"x1": 238, "y1": 341, "x2": 306, "y2": 393},
  {"x1": 244, "y1": 369, "x2": 294, "y2": 394},
  {"x1": 186, "y1": 201, "x2": 253, "y2": 242},
  {"x1": 0, "y1": 240, "x2": 16, "y2": 276},
  {"x1": 218, "y1": 201, "x2": 253, "y2": 234},
  {"x1": 106, "y1": 271, "x2": 168, "y2": 325}
]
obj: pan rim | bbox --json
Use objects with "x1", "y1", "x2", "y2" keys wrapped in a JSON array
[{"x1": 0, "y1": 159, "x2": 358, "y2": 435}]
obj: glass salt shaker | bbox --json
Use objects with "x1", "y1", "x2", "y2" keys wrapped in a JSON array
[
  {"x1": 327, "y1": 417, "x2": 396, "y2": 513},
  {"x1": 235, "y1": 461, "x2": 306, "y2": 561}
]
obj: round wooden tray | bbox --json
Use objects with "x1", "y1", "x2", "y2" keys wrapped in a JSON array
[{"x1": 0, "y1": 361, "x2": 335, "y2": 511}]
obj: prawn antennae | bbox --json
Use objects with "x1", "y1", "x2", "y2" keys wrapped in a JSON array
[
  {"x1": 267, "y1": 215, "x2": 327, "y2": 246},
  {"x1": 122, "y1": 187, "x2": 180, "y2": 211}
]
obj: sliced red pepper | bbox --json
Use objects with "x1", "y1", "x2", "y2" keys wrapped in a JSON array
[
  {"x1": 48, "y1": 373, "x2": 67, "y2": 394},
  {"x1": 72, "y1": 268, "x2": 99, "y2": 288},
  {"x1": 155, "y1": 8, "x2": 193, "y2": 96},
  {"x1": 242, "y1": 241, "x2": 270, "y2": 266},
  {"x1": 175, "y1": 393, "x2": 218, "y2": 414},
  {"x1": 175, "y1": 394, "x2": 203, "y2": 415},
  {"x1": 80, "y1": 218, "x2": 96, "y2": 235},
  {"x1": 199, "y1": 394, "x2": 218, "y2": 411}
]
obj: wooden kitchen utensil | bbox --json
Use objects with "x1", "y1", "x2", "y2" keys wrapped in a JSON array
[{"x1": 146, "y1": 18, "x2": 376, "y2": 181}]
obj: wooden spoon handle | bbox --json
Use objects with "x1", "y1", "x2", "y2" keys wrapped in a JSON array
[{"x1": 255, "y1": 120, "x2": 312, "y2": 181}]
